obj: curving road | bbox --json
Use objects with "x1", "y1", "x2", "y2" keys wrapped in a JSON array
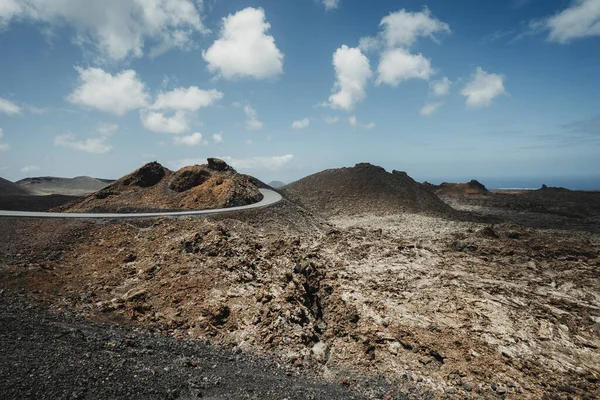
[{"x1": 0, "y1": 188, "x2": 282, "y2": 219}]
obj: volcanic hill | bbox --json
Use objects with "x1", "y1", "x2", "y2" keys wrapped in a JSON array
[
  {"x1": 0, "y1": 177, "x2": 32, "y2": 197},
  {"x1": 434, "y1": 179, "x2": 489, "y2": 196},
  {"x1": 17, "y1": 176, "x2": 108, "y2": 196},
  {"x1": 282, "y1": 163, "x2": 456, "y2": 217},
  {"x1": 58, "y1": 158, "x2": 263, "y2": 213}
]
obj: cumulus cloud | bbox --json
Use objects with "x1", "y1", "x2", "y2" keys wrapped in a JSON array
[
  {"x1": 323, "y1": 115, "x2": 339, "y2": 124},
  {"x1": 358, "y1": 36, "x2": 381, "y2": 53},
  {"x1": 462, "y1": 67, "x2": 507, "y2": 109},
  {"x1": 54, "y1": 134, "x2": 112, "y2": 154},
  {"x1": 380, "y1": 7, "x2": 451, "y2": 48},
  {"x1": 212, "y1": 132, "x2": 224, "y2": 144},
  {"x1": 291, "y1": 118, "x2": 310, "y2": 129},
  {"x1": 173, "y1": 132, "x2": 205, "y2": 146},
  {"x1": 243, "y1": 105, "x2": 263, "y2": 131},
  {"x1": 321, "y1": 0, "x2": 340, "y2": 11},
  {"x1": 0, "y1": 97, "x2": 21, "y2": 115},
  {"x1": 0, "y1": 0, "x2": 207, "y2": 61},
  {"x1": 532, "y1": 0, "x2": 600, "y2": 43},
  {"x1": 151, "y1": 87, "x2": 223, "y2": 111},
  {"x1": 21, "y1": 165, "x2": 40, "y2": 174},
  {"x1": 325, "y1": 45, "x2": 372, "y2": 111},
  {"x1": 364, "y1": 122, "x2": 375, "y2": 130},
  {"x1": 420, "y1": 101, "x2": 444, "y2": 116},
  {"x1": 67, "y1": 67, "x2": 149, "y2": 115},
  {"x1": 203, "y1": 7, "x2": 284, "y2": 80},
  {"x1": 376, "y1": 48, "x2": 434, "y2": 86},
  {"x1": 430, "y1": 77, "x2": 452, "y2": 96},
  {"x1": 140, "y1": 110, "x2": 188, "y2": 133},
  {"x1": 0, "y1": 128, "x2": 10, "y2": 151},
  {"x1": 54, "y1": 123, "x2": 117, "y2": 154}
]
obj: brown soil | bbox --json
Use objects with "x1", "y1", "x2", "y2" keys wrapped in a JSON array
[
  {"x1": 57, "y1": 159, "x2": 263, "y2": 213},
  {"x1": 283, "y1": 163, "x2": 456, "y2": 218},
  {"x1": 2, "y1": 186, "x2": 599, "y2": 399}
]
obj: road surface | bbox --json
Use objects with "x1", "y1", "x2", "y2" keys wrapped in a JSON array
[{"x1": 0, "y1": 189, "x2": 282, "y2": 219}]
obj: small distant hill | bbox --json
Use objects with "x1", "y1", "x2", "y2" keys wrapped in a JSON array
[
  {"x1": 57, "y1": 159, "x2": 263, "y2": 213},
  {"x1": 435, "y1": 180, "x2": 489, "y2": 196},
  {"x1": 283, "y1": 162, "x2": 455, "y2": 217},
  {"x1": 268, "y1": 181, "x2": 286, "y2": 189},
  {"x1": 0, "y1": 177, "x2": 32, "y2": 197},
  {"x1": 17, "y1": 176, "x2": 108, "y2": 196}
]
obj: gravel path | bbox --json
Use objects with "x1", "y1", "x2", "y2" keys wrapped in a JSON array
[{"x1": 0, "y1": 292, "x2": 363, "y2": 400}]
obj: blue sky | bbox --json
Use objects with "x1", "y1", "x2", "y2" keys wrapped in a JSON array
[{"x1": 0, "y1": 0, "x2": 599, "y2": 188}]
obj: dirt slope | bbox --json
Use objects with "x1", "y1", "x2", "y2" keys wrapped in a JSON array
[
  {"x1": 58, "y1": 159, "x2": 263, "y2": 213},
  {"x1": 0, "y1": 177, "x2": 32, "y2": 196},
  {"x1": 283, "y1": 163, "x2": 456, "y2": 217},
  {"x1": 17, "y1": 176, "x2": 108, "y2": 196}
]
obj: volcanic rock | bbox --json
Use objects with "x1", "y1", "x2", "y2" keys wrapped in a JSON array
[
  {"x1": 0, "y1": 177, "x2": 32, "y2": 197},
  {"x1": 56, "y1": 160, "x2": 262, "y2": 213},
  {"x1": 435, "y1": 179, "x2": 489, "y2": 196},
  {"x1": 282, "y1": 162, "x2": 455, "y2": 217}
]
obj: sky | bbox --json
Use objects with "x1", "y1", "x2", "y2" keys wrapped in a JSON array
[{"x1": 0, "y1": 0, "x2": 599, "y2": 188}]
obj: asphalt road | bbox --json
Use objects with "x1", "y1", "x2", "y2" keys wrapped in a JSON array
[{"x1": 0, "y1": 188, "x2": 282, "y2": 219}]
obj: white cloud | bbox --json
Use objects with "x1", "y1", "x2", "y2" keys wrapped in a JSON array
[
  {"x1": 140, "y1": 110, "x2": 189, "y2": 133},
  {"x1": 321, "y1": 0, "x2": 340, "y2": 11},
  {"x1": 291, "y1": 118, "x2": 310, "y2": 129},
  {"x1": 325, "y1": 45, "x2": 372, "y2": 111},
  {"x1": 96, "y1": 122, "x2": 119, "y2": 136},
  {"x1": 462, "y1": 67, "x2": 507, "y2": 109},
  {"x1": 533, "y1": 0, "x2": 600, "y2": 43},
  {"x1": 420, "y1": 101, "x2": 444, "y2": 116},
  {"x1": 67, "y1": 67, "x2": 149, "y2": 115},
  {"x1": 245, "y1": 139, "x2": 253, "y2": 145},
  {"x1": 0, "y1": 97, "x2": 21, "y2": 115},
  {"x1": 364, "y1": 122, "x2": 375, "y2": 130},
  {"x1": 174, "y1": 132, "x2": 204, "y2": 146},
  {"x1": 151, "y1": 86, "x2": 223, "y2": 111},
  {"x1": 380, "y1": 7, "x2": 451, "y2": 48},
  {"x1": 358, "y1": 36, "x2": 380, "y2": 53},
  {"x1": 213, "y1": 132, "x2": 224, "y2": 144},
  {"x1": 0, "y1": 128, "x2": 10, "y2": 151},
  {"x1": 244, "y1": 105, "x2": 263, "y2": 130},
  {"x1": 323, "y1": 115, "x2": 339, "y2": 124},
  {"x1": 0, "y1": 0, "x2": 207, "y2": 61},
  {"x1": 203, "y1": 7, "x2": 284, "y2": 80},
  {"x1": 430, "y1": 77, "x2": 452, "y2": 96},
  {"x1": 376, "y1": 48, "x2": 434, "y2": 86},
  {"x1": 21, "y1": 165, "x2": 40, "y2": 174},
  {"x1": 54, "y1": 133, "x2": 111, "y2": 154}
]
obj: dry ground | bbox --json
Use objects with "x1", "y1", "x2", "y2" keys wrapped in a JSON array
[{"x1": 1, "y1": 194, "x2": 599, "y2": 399}]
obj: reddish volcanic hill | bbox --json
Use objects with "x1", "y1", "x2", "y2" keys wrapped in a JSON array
[
  {"x1": 282, "y1": 163, "x2": 456, "y2": 217},
  {"x1": 58, "y1": 158, "x2": 263, "y2": 213}
]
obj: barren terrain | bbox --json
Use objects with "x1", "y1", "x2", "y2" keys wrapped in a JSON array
[{"x1": 1, "y1": 168, "x2": 599, "y2": 399}]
